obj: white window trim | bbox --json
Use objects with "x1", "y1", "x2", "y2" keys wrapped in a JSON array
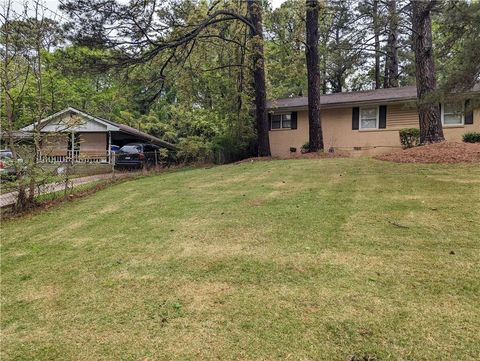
[
  {"x1": 271, "y1": 113, "x2": 292, "y2": 130},
  {"x1": 359, "y1": 106, "x2": 379, "y2": 130},
  {"x1": 441, "y1": 102, "x2": 464, "y2": 127}
]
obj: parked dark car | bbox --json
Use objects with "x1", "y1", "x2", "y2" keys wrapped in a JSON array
[
  {"x1": 115, "y1": 143, "x2": 160, "y2": 169},
  {"x1": 0, "y1": 149, "x2": 23, "y2": 178}
]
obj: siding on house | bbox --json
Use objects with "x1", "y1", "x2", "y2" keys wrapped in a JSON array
[
  {"x1": 79, "y1": 133, "x2": 107, "y2": 154},
  {"x1": 268, "y1": 105, "x2": 480, "y2": 158},
  {"x1": 39, "y1": 133, "x2": 108, "y2": 156},
  {"x1": 386, "y1": 103, "x2": 418, "y2": 129},
  {"x1": 321, "y1": 107, "x2": 404, "y2": 156},
  {"x1": 40, "y1": 133, "x2": 69, "y2": 156},
  {"x1": 268, "y1": 112, "x2": 309, "y2": 156}
]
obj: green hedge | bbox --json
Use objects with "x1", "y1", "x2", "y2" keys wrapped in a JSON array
[
  {"x1": 463, "y1": 132, "x2": 480, "y2": 143},
  {"x1": 399, "y1": 128, "x2": 420, "y2": 149}
]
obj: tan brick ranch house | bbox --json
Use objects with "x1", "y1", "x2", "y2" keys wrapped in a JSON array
[{"x1": 266, "y1": 86, "x2": 480, "y2": 157}]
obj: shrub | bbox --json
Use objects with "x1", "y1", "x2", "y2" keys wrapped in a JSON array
[
  {"x1": 301, "y1": 142, "x2": 309, "y2": 153},
  {"x1": 212, "y1": 131, "x2": 256, "y2": 164},
  {"x1": 176, "y1": 136, "x2": 213, "y2": 164},
  {"x1": 399, "y1": 128, "x2": 420, "y2": 149},
  {"x1": 463, "y1": 132, "x2": 480, "y2": 143}
]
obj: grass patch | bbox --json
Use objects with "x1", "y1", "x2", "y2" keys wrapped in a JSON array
[{"x1": 1, "y1": 158, "x2": 479, "y2": 360}]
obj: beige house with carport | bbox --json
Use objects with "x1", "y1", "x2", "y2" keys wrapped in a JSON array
[
  {"x1": 267, "y1": 86, "x2": 480, "y2": 157},
  {"x1": 20, "y1": 107, "x2": 175, "y2": 164}
]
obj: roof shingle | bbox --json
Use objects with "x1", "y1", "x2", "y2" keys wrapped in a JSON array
[{"x1": 267, "y1": 86, "x2": 418, "y2": 110}]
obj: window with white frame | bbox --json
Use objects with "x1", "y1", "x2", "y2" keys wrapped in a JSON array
[
  {"x1": 271, "y1": 114, "x2": 291, "y2": 129},
  {"x1": 359, "y1": 106, "x2": 379, "y2": 129},
  {"x1": 442, "y1": 102, "x2": 464, "y2": 126}
]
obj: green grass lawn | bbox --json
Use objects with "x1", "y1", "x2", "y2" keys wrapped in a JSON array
[{"x1": 1, "y1": 157, "x2": 479, "y2": 360}]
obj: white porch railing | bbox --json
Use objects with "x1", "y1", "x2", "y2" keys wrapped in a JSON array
[{"x1": 38, "y1": 150, "x2": 111, "y2": 164}]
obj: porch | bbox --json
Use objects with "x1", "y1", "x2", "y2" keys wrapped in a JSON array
[
  {"x1": 37, "y1": 149, "x2": 112, "y2": 164},
  {"x1": 38, "y1": 131, "x2": 114, "y2": 164}
]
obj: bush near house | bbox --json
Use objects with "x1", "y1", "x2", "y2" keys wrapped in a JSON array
[
  {"x1": 301, "y1": 142, "x2": 310, "y2": 153},
  {"x1": 399, "y1": 128, "x2": 420, "y2": 149},
  {"x1": 463, "y1": 132, "x2": 480, "y2": 143}
]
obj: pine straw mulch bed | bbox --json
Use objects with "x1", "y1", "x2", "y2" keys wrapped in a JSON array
[{"x1": 376, "y1": 141, "x2": 480, "y2": 164}]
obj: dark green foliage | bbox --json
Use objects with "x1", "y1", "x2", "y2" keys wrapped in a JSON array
[
  {"x1": 301, "y1": 142, "x2": 310, "y2": 153},
  {"x1": 435, "y1": 1, "x2": 480, "y2": 92},
  {"x1": 462, "y1": 132, "x2": 480, "y2": 143},
  {"x1": 176, "y1": 136, "x2": 213, "y2": 164},
  {"x1": 212, "y1": 132, "x2": 256, "y2": 164},
  {"x1": 399, "y1": 128, "x2": 420, "y2": 149}
]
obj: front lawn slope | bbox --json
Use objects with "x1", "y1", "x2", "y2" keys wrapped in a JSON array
[{"x1": 1, "y1": 158, "x2": 479, "y2": 360}]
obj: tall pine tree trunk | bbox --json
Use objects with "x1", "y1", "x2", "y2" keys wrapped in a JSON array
[
  {"x1": 384, "y1": 51, "x2": 390, "y2": 88},
  {"x1": 247, "y1": 0, "x2": 270, "y2": 157},
  {"x1": 373, "y1": 0, "x2": 381, "y2": 89},
  {"x1": 29, "y1": 1, "x2": 45, "y2": 204},
  {"x1": 305, "y1": 0, "x2": 323, "y2": 152},
  {"x1": 384, "y1": 0, "x2": 399, "y2": 88},
  {"x1": 411, "y1": 0, "x2": 444, "y2": 144}
]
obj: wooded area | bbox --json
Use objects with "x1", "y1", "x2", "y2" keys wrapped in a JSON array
[{"x1": 2, "y1": 0, "x2": 480, "y2": 161}]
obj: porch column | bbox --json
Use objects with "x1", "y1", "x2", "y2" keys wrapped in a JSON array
[
  {"x1": 71, "y1": 132, "x2": 75, "y2": 164},
  {"x1": 107, "y1": 131, "x2": 112, "y2": 164}
]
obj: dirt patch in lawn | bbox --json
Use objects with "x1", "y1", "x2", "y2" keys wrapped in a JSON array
[{"x1": 376, "y1": 141, "x2": 480, "y2": 164}]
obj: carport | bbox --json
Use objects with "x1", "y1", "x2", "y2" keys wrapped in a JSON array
[{"x1": 20, "y1": 107, "x2": 175, "y2": 164}]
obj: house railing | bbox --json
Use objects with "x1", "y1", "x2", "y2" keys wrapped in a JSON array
[{"x1": 37, "y1": 150, "x2": 111, "y2": 164}]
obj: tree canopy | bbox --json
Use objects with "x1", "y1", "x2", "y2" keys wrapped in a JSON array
[{"x1": 2, "y1": 0, "x2": 479, "y2": 161}]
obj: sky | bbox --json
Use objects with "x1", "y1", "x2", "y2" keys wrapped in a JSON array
[
  {"x1": 10, "y1": 0, "x2": 287, "y2": 18},
  {"x1": 271, "y1": 0, "x2": 286, "y2": 8}
]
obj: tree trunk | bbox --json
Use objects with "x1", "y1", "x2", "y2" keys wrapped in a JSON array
[
  {"x1": 321, "y1": 65, "x2": 327, "y2": 94},
  {"x1": 331, "y1": 77, "x2": 342, "y2": 93},
  {"x1": 29, "y1": 1, "x2": 45, "y2": 204},
  {"x1": 305, "y1": 0, "x2": 323, "y2": 152},
  {"x1": 384, "y1": 0, "x2": 399, "y2": 88},
  {"x1": 373, "y1": 0, "x2": 381, "y2": 89},
  {"x1": 2, "y1": 0, "x2": 28, "y2": 211},
  {"x1": 383, "y1": 54, "x2": 390, "y2": 88},
  {"x1": 411, "y1": 0, "x2": 444, "y2": 144},
  {"x1": 247, "y1": 0, "x2": 270, "y2": 157}
]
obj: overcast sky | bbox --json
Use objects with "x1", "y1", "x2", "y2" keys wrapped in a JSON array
[
  {"x1": 271, "y1": 0, "x2": 286, "y2": 8},
  {"x1": 12, "y1": 0, "x2": 287, "y2": 18}
]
